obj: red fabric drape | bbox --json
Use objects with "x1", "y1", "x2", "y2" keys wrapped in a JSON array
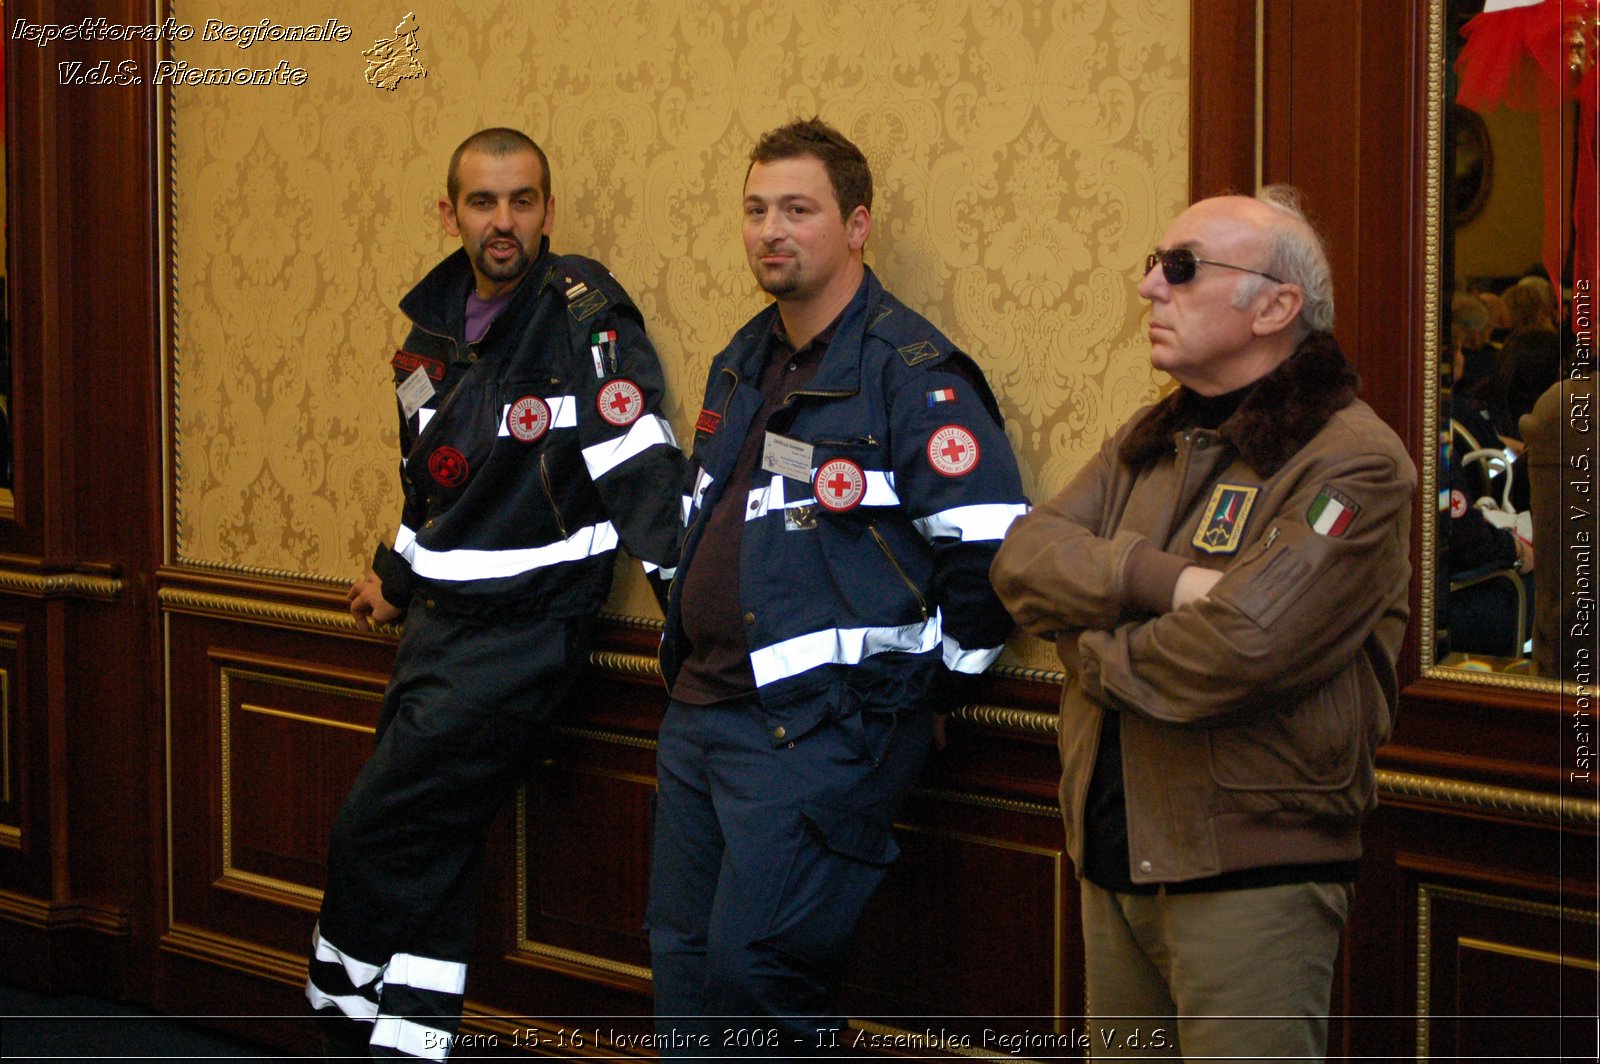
[{"x1": 1456, "y1": 0, "x2": 1599, "y2": 292}]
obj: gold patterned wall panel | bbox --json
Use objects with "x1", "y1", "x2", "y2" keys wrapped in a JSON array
[{"x1": 169, "y1": 1, "x2": 1188, "y2": 646}]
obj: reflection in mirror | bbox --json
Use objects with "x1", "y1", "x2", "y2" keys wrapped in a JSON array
[{"x1": 1432, "y1": 0, "x2": 1598, "y2": 684}]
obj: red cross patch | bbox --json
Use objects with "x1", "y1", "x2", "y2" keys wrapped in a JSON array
[
  {"x1": 814, "y1": 458, "x2": 867, "y2": 512},
  {"x1": 597, "y1": 378, "x2": 645, "y2": 427},
  {"x1": 926, "y1": 424, "x2": 980, "y2": 477},
  {"x1": 428, "y1": 446, "x2": 469, "y2": 488},
  {"x1": 507, "y1": 396, "x2": 551, "y2": 443}
]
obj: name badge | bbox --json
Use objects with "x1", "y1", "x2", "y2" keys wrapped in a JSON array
[
  {"x1": 397, "y1": 364, "x2": 436, "y2": 421},
  {"x1": 761, "y1": 432, "x2": 814, "y2": 482}
]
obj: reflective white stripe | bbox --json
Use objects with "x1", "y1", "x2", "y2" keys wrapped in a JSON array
[
  {"x1": 943, "y1": 635, "x2": 1002, "y2": 675},
  {"x1": 305, "y1": 979, "x2": 379, "y2": 1021},
  {"x1": 394, "y1": 524, "x2": 418, "y2": 555},
  {"x1": 692, "y1": 468, "x2": 714, "y2": 509},
  {"x1": 371, "y1": 1015, "x2": 452, "y2": 1060},
  {"x1": 386, "y1": 952, "x2": 467, "y2": 995},
  {"x1": 496, "y1": 395, "x2": 578, "y2": 437},
  {"x1": 681, "y1": 494, "x2": 695, "y2": 525},
  {"x1": 582, "y1": 414, "x2": 676, "y2": 479},
  {"x1": 417, "y1": 408, "x2": 436, "y2": 433},
  {"x1": 401, "y1": 521, "x2": 619, "y2": 581},
  {"x1": 744, "y1": 469, "x2": 898, "y2": 522},
  {"x1": 749, "y1": 615, "x2": 943, "y2": 688},
  {"x1": 913, "y1": 502, "x2": 1030, "y2": 543},
  {"x1": 313, "y1": 924, "x2": 383, "y2": 987},
  {"x1": 641, "y1": 560, "x2": 677, "y2": 580}
]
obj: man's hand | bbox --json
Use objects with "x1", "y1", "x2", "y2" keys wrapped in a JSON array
[
  {"x1": 348, "y1": 573, "x2": 403, "y2": 630},
  {"x1": 1171, "y1": 566, "x2": 1224, "y2": 611}
]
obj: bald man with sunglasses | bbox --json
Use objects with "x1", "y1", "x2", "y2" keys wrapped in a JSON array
[{"x1": 992, "y1": 188, "x2": 1414, "y2": 1061}]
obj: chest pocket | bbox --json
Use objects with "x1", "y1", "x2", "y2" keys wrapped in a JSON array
[
  {"x1": 497, "y1": 376, "x2": 575, "y2": 447},
  {"x1": 805, "y1": 436, "x2": 887, "y2": 518}
]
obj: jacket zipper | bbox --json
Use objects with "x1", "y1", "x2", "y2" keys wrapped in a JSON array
[
  {"x1": 540, "y1": 454, "x2": 570, "y2": 540},
  {"x1": 869, "y1": 523, "x2": 928, "y2": 621}
]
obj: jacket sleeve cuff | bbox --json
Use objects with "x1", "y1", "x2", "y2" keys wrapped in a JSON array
[
  {"x1": 1123, "y1": 540, "x2": 1191, "y2": 615},
  {"x1": 371, "y1": 544, "x2": 415, "y2": 612}
]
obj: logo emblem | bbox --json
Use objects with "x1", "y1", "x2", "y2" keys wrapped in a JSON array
[
  {"x1": 1448, "y1": 488, "x2": 1469, "y2": 519},
  {"x1": 428, "y1": 446, "x2": 469, "y2": 488},
  {"x1": 597, "y1": 378, "x2": 644, "y2": 426},
  {"x1": 926, "y1": 425, "x2": 979, "y2": 477},
  {"x1": 507, "y1": 396, "x2": 550, "y2": 443},
  {"x1": 814, "y1": 458, "x2": 867, "y2": 512},
  {"x1": 1309, "y1": 485, "x2": 1362, "y2": 536},
  {"x1": 695, "y1": 408, "x2": 722, "y2": 436},
  {"x1": 363, "y1": 12, "x2": 428, "y2": 91},
  {"x1": 1192, "y1": 483, "x2": 1258, "y2": 554}
]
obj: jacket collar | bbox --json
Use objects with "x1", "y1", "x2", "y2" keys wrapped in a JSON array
[
  {"x1": 399, "y1": 238, "x2": 552, "y2": 340},
  {"x1": 729, "y1": 267, "x2": 884, "y2": 397},
  {"x1": 1119, "y1": 331, "x2": 1361, "y2": 476}
]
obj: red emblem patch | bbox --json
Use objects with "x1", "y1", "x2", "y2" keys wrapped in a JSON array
[
  {"x1": 391, "y1": 348, "x2": 445, "y2": 381},
  {"x1": 1449, "y1": 488, "x2": 1469, "y2": 519},
  {"x1": 507, "y1": 396, "x2": 551, "y2": 443},
  {"x1": 428, "y1": 446, "x2": 469, "y2": 488},
  {"x1": 814, "y1": 458, "x2": 867, "y2": 512},
  {"x1": 695, "y1": 408, "x2": 722, "y2": 436},
  {"x1": 597, "y1": 379, "x2": 645, "y2": 427},
  {"x1": 926, "y1": 424, "x2": 980, "y2": 477}
]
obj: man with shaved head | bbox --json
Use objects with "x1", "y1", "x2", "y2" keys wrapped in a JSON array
[{"x1": 992, "y1": 188, "x2": 1414, "y2": 1059}]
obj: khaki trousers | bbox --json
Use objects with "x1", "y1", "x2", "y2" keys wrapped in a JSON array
[{"x1": 1080, "y1": 878, "x2": 1352, "y2": 1063}]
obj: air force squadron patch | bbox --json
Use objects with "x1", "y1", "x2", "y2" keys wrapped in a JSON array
[{"x1": 1192, "y1": 483, "x2": 1258, "y2": 554}]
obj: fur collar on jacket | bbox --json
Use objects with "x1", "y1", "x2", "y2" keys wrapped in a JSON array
[{"x1": 1119, "y1": 331, "x2": 1361, "y2": 477}]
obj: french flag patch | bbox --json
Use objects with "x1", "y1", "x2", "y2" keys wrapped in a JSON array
[{"x1": 926, "y1": 387, "x2": 957, "y2": 407}]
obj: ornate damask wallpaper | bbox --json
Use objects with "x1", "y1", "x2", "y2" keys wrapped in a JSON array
[{"x1": 169, "y1": 0, "x2": 1187, "y2": 649}]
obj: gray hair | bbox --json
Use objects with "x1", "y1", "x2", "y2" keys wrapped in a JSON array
[{"x1": 1230, "y1": 184, "x2": 1334, "y2": 337}]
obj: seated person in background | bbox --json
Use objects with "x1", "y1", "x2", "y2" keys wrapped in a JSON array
[
  {"x1": 1502, "y1": 276, "x2": 1557, "y2": 335},
  {"x1": 1450, "y1": 292, "x2": 1495, "y2": 394},
  {"x1": 1445, "y1": 395, "x2": 1532, "y2": 659},
  {"x1": 1521, "y1": 369, "x2": 1596, "y2": 680},
  {"x1": 1468, "y1": 325, "x2": 1562, "y2": 459}
]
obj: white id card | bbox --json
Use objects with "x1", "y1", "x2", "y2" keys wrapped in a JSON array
[
  {"x1": 761, "y1": 432, "x2": 814, "y2": 482},
  {"x1": 397, "y1": 364, "x2": 436, "y2": 421}
]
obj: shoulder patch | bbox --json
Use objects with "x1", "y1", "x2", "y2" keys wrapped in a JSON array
[
  {"x1": 568, "y1": 287, "x2": 608, "y2": 322},
  {"x1": 392, "y1": 349, "x2": 445, "y2": 381},
  {"x1": 898, "y1": 340, "x2": 942, "y2": 367},
  {"x1": 1308, "y1": 485, "x2": 1361, "y2": 536}
]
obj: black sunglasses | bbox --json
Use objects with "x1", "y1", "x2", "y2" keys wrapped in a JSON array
[{"x1": 1145, "y1": 248, "x2": 1284, "y2": 286}]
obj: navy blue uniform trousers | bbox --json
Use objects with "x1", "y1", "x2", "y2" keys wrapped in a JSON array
[
  {"x1": 307, "y1": 603, "x2": 588, "y2": 1060},
  {"x1": 648, "y1": 695, "x2": 934, "y2": 1058}
]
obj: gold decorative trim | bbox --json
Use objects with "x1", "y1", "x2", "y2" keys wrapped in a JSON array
[
  {"x1": 158, "y1": 586, "x2": 400, "y2": 636},
  {"x1": 911, "y1": 786, "x2": 1060, "y2": 820},
  {"x1": 1419, "y1": 663, "x2": 1559, "y2": 693},
  {"x1": 1457, "y1": 934, "x2": 1600, "y2": 971},
  {"x1": 990, "y1": 663, "x2": 1069, "y2": 686},
  {"x1": 550, "y1": 724, "x2": 658, "y2": 752},
  {"x1": 952, "y1": 703, "x2": 1059, "y2": 736},
  {"x1": 1377, "y1": 769, "x2": 1599, "y2": 826},
  {"x1": 513, "y1": 787, "x2": 654, "y2": 987},
  {"x1": 1416, "y1": 881, "x2": 1600, "y2": 1059},
  {"x1": 218, "y1": 668, "x2": 381, "y2": 908},
  {"x1": 0, "y1": 569, "x2": 122, "y2": 600},
  {"x1": 587, "y1": 650, "x2": 662, "y2": 680},
  {"x1": 597, "y1": 611, "x2": 665, "y2": 632},
  {"x1": 1418, "y1": 0, "x2": 1443, "y2": 677},
  {"x1": 170, "y1": 556, "x2": 349, "y2": 586},
  {"x1": 0, "y1": 825, "x2": 19, "y2": 850}
]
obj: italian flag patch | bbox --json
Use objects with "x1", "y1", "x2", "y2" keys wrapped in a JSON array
[{"x1": 1307, "y1": 485, "x2": 1360, "y2": 536}]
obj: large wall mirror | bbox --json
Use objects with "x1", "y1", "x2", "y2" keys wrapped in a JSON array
[{"x1": 1426, "y1": 0, "x2": 1596, "y2": 687}]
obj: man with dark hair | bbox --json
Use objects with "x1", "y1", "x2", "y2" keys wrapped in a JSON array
[
  {"x1": 647, "y1": 117, "x2": 1028, "y2": 1053},
  {"x1": 993, "y1": 189, "x2": 1414, "y2": 1060},
  {"x1": 306, "y1": 128, "x2": 685, "y2": 1059}
]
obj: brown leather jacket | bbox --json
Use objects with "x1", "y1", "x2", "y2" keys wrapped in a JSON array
[{"x1": 992, "y1": 334, "x2": 1414, "y2": 884}]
